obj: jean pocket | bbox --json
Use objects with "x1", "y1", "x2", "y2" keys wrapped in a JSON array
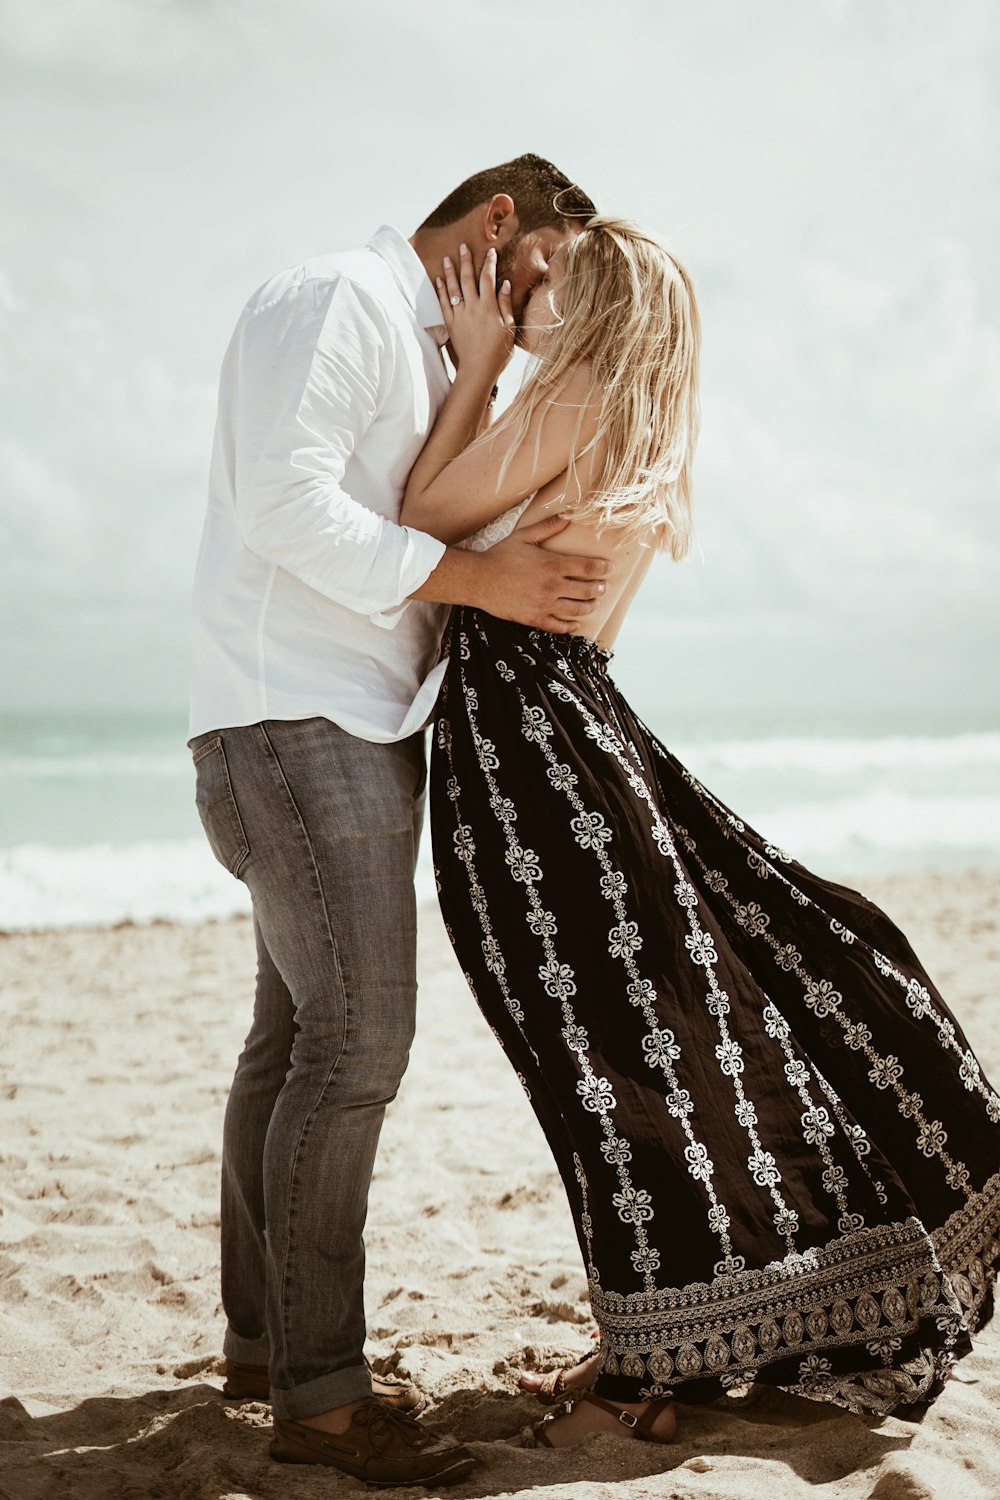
[{"x1": 192, "y1": 736, "x2": 249, "y2": 877}]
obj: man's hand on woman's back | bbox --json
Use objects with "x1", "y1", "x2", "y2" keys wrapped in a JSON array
[{"x1": 412, "y1": 514, "x2": 611, "y2": 634}]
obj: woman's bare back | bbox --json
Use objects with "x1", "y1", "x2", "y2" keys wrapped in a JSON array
[{"x1": 514, "y1": 474, "x2": 653, "y2": 649}]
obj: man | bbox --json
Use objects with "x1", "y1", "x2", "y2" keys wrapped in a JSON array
[{"x1": 188, "y1": 154, "x2": 606, "y2": 1487}]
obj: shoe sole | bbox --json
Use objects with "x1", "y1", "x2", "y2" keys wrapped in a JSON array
[
  {"x1": 365, "y1": 1455, "x2": 477, "y2": 1489},
  {"x1": 224, "y1": 1386, "x2": 428, "y2": 1410},
  {"x1": 225, "y1": 1383, "x2": 426, "y2": 1414},
  {"x1": 270, "y1": 1443, "x2": 476, "y2": 1488}
]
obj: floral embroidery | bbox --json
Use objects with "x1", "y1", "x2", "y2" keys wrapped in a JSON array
[
  {"x1": 868, "y1": 1055, "x2": 904, "y2": 1090},
  {"x1": 521, "y1": 704, "x2": 553, "y2": 744},
  {"x1": 609, "y1": 920, "x2": 642, "y2": 958},
  {"x1": 642, "y1": 1027, "x2": 683, "y2": 1070},
  {"x1": 504, "y1": 845, "x2": 542, "y2": 884},
  {"x1": 433, "y1": 611, "x2": 1000, "y2": 1421},
  {"x1": 547, "y1": 762, "x2": 578, "y2": 792},
  {"x1": 527, "y1": 908, "x2": 558, "y2": 938},
  {"x1": 572, "y1": 811, "x2": 613, "y2": 850},
  {"x1": 578, "y1": 1076, "x2": 617, "y2": 1114}
]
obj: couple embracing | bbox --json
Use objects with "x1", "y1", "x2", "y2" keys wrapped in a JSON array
[{"x1": 189, "y1": 154, "x2": 1000, "y2": 1488}]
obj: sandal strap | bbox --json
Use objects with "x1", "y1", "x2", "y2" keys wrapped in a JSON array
[
  {"x1": 634, "y1": 1396, "x2": 675, "y2": 1442},
  {"x1": 522, "y1": 1413, "x2": 558, "y2": 1448},
  {"x1": 532, "y1": 1347, "x2": 597, "y2": 1404},
  {"x1": 575, "y1": 1389, "x2": 674, "y2": 1442}
]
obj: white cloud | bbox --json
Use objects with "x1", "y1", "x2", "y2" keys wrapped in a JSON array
[
  {"x1": 0, "y1": 0, "x2": 996, "y2": 709},
  {"x1": 0, "y1": 266, "x2": 18, "y2": 311},
  {"x1": 0, "y1": 273, "x2": 216, "y2": 618},
  {"x1": 0, "y1": 0, "x2": 265, "y2": 81}
]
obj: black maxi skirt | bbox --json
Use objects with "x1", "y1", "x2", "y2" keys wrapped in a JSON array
[{"x1": 430, "y1": 607, "x2": 1000, "y2": 1418}]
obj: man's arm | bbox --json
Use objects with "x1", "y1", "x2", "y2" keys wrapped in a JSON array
[
  {"x1": 230, "y1": 276, "x2": 446, "y2": 623},
  {"x1": 410, "y1": 514, "x2": 610, "y2": 635},
  {"x1": 230, "y1": 273, "x2": 609, "y2": 633}
]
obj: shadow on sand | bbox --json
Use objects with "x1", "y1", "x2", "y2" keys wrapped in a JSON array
[{"x1": 0, "y1": 1380, "x2": 914, "y2": 1500}]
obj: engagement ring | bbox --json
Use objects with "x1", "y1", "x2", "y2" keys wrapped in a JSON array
[{"x1": 450, "y1": 295, "x2": 462, "y2": 307}]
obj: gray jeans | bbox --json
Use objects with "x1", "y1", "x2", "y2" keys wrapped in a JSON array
[{"x1": 189, "y1": 716, "x2": 425, "y2": 1420}]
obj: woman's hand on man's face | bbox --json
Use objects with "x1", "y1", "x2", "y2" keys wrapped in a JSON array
[{"x1": 436, "y1": 243, "x2": 515, "y2": 380}]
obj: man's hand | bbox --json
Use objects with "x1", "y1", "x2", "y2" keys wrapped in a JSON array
[
  {"x1": 473, "y1": 515, "x2": 611, "y2": 632},
  {"x1": 411, "y1": 515, "x2": 611, "y2": 630}
]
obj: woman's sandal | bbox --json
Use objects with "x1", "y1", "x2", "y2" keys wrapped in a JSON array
[
  {"x1": 517, "y1": 1330, "x2": 601, "y2": 1405},
  {"x1": 518, "y1": 1350, "x2": 597, "y2": 1405},
  {"x1": 516, "y1": 1390, "x2": 676, "y2": 1448}
]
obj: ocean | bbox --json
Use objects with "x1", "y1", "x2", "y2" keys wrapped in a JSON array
[{"x1": 2, "y1": 699, "x2": 997, "y2": 932}]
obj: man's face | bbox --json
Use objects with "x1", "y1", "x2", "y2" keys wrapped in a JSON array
[{"x1": 496, "y1": 223, "x2": 579, "y2": 339}]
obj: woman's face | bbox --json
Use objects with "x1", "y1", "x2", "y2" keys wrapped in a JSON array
[{"x1": 519, "y1": 243, "x2": 570, "y2": 356}]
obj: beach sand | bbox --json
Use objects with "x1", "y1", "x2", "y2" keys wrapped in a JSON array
[{"x1": 1, "y1": 870, "x2": 998, "y2": 1500}]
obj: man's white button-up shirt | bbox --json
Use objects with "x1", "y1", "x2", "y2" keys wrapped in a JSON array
[{"x1": 189, "y1": 225, "x2": 453, "y2": 742}]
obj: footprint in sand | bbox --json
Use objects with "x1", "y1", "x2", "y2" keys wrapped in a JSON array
[{"x1": 868, "y1": 1469, "x2": 935, "y2": 1500}]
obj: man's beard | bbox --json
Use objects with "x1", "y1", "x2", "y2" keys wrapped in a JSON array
[{"x1": 495, "y1": 235, "x2": 526, "y2": 333}]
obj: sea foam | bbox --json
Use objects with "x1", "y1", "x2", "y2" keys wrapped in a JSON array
[
  {"x1": 1, "y1": 729, "x2": 997, "y2": 931},
  {"x1": 2, "y1": 788, "x2": 999, "y2": 931}
]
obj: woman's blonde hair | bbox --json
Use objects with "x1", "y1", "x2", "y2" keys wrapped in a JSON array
[{"x1": 493, "y1": 216, "x2": 701, "y2": 558}]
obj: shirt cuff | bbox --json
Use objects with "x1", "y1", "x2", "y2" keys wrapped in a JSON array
[{"x1": 368, "y1": 527, "x2": 448, "y2": 630}]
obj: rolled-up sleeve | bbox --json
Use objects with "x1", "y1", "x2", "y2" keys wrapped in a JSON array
[{"x1": 231, "y1": 276, "x2": 445, "y2": 620}]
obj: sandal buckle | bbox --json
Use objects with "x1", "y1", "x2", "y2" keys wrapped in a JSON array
[{"x1": 618, "y1": 1410, "x2": 638, "y2": 1428}]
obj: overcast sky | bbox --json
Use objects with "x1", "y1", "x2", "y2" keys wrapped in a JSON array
[{"x1": 1, "y1": 0, "x2": 997, "y2": 719}]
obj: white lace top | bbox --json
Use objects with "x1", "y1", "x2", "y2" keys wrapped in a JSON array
[{"x1": 464, "y1": 498, "x2": 533, "y2": 552}]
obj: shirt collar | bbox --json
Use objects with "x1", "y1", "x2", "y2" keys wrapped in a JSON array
[{"x1": 367, "y1": 224, "x2": 443, "y2": 335}]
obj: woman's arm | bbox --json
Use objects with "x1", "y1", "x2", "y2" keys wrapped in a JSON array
[
  {"x1": 403, "y1": 364, "x2": 601, "y2": 544},
  {"x1": 401, "y1": 248, "x2": 601, "y2": 544}
]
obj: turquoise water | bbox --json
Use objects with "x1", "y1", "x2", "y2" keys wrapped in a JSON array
[{"x1": 1, "y1": 705, "x2": 998, "y2": 930}]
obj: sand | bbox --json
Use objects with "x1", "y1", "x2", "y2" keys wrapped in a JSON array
[{"x1": 1, "y1": 869, "x2": 998, "y2": 1500}]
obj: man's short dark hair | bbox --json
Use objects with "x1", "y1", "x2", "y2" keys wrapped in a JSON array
[{"x1": 419, "y1": 153, "x2": 595, "y2": 234}]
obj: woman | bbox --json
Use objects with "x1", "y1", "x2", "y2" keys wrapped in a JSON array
[{"x1": 400, "y1": 223, "x2": 1000, "y2": 1447}]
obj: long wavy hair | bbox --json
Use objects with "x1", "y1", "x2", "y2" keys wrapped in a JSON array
[{"x1": 492, "y1": 216, "x2": 702, "y2": 558}]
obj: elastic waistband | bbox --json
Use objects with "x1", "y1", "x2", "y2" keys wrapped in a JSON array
[
  {"x1": 524, "y1": 625, "x2": 613, "y2": 671},
  {"x1": 461, "y1": 610, "x2": 613, "y2": 673}
]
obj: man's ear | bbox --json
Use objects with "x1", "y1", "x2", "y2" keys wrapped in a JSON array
[{"x1": 483, "y1": 194, "x2": 518, "y2": 245}]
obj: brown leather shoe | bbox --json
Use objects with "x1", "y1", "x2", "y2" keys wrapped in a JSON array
[
  {"x1": 270, "y1": 1402, "x2": 476, "y2": 1487},
  {"x1": 220, "y1": 1356, "x2": 425, "y2": 1413}
]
